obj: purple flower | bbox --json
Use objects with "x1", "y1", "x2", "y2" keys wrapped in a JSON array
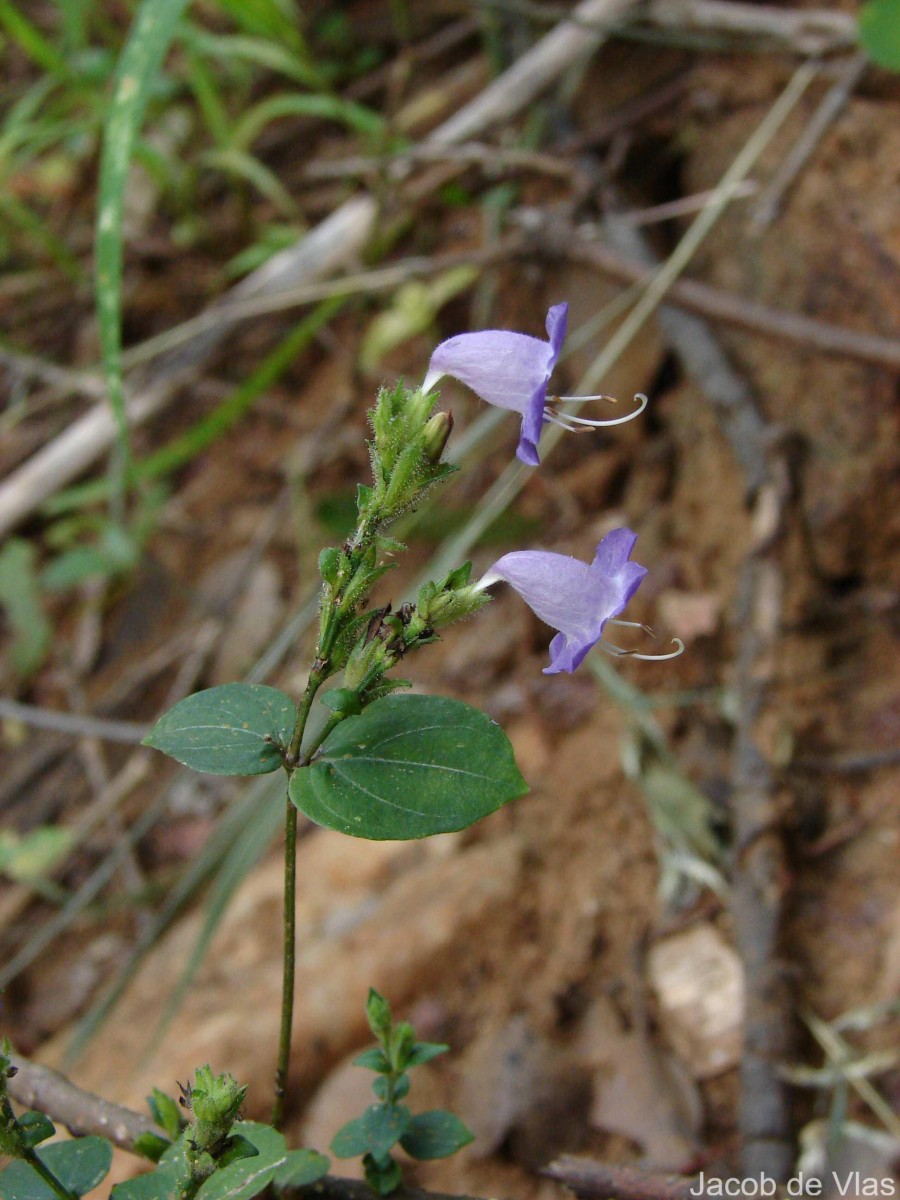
[
  {"x1": 477, "y1": 528, "x2": 647, "y2": 674},
  {"x1": 422, "y1": 302, "x2": 569, "y2": 466}
]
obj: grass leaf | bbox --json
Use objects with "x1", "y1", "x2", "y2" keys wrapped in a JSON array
[{"x1": 95, "y1": 0, "x2": 189, "y2": 485}]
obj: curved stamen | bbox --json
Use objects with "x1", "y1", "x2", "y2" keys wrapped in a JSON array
[
  {"x1": 553, "y1": 393, "x2": 619, "y2": 404},
  {"x1": 599, "y1": 637, "x2": 685, "y2": 662},
  {"x1": 542, "y1": 410, "x2": 596, "y2": 433},
  {"x1": 560, "y1": 392, "x2": 650, "y2": 430}
]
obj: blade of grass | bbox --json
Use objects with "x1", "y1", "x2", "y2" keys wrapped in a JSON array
[
  {"x1": 182, "y1": 42, "x2": 232, "y2": 145},
  {"x1": 0, "y1": 0, "x2": 69, "y2": 75},
  {"x1": 201, "y1": 145, "x2": 297, "y2": 214},
  {"x1": 95, "y1": 0, "x2": 189, "y2": 514},
  {"x1": 182, "y1": 28, "x2": 326, "y2": 89},
  {"x1": 0, "y1": 194, "x2": 84, "y2": 282},
  {"x1": 212, "y1": 0, "x2": 307, "y2": 51},
  {"x1": 230, "y1": 91, "x2": 384, "y2": 151}
]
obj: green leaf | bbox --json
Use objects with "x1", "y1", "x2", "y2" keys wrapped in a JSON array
[
  {"x1": 95, "y1": 0, "x2": 190, "y2": 465},
  {"x1": 147, "y1": 1088, "x2": 183, "y2": 1141},
  {"x1": 143, "y1": 684, "x2": 296, "y2": 775},
  {"x1": 113, "y1": 1131, "x2": 191, "y2": 1197},
  {"x1": 366, "y1": 988, "x2": 392, "y2": 1040},
  {"x1": 226, "y1": 1122, "x2": 286, "y2": 1160},
  {"x1": 193, "y1": 1123, "x2": 287, "y2": 1200},
  {"x1": 0, "y1": 828, "x2": 72, "y2": 885},
  {"x1": 399, "y1": 1110, "x2": 474, "y2": 1160},
  {"x1": 0, "y1": 539, "x2": 51, "y2": 678},
  {"x1": 132, "y1": 1133, "x2": 171, "y2": 1164},
  {"x1": 353, "y1": 1048, "x2": 390, "y2": 1073},
  {"x1": 320, "y1": 688, "x2": 362, "y2": 717},
  {"x1": 0, "y1": 1136, "x2": 113, "y2": 1199},
  {"x1": 406, "y1": 1042, "x2": 449, "y2": 1067},
  {"x1": 289, "y1": 694, "x2": 527, "y2": 840},
  {"x1": 273, "y1": 1149, "x2": 330, "y2": 1190},
  {"x1": 216, "y1": 1134, "x2": 259, "y2": 1169},
  {"x1": 330, "y1": 1114, "x2": 370, "y2": 1159},
  {"x1": 111, "y1": 1167, "x2": 182, "y2": 1200},
  {"x1": 331, "y1": 1105, "x2": 410, "y2": 1161},
  {"x1": 859, "y1": 0, "x2": 900, "y2": 70},
  {"x1": 365, "y1": 1106, "x2": 410, "y2": 1160},
  {"x1": 17, "y1": 1112, "x2": 55, "y2": 1148},
  {"x1": 373, "y1": 1074, "x2": 409, "y2": 1102}
]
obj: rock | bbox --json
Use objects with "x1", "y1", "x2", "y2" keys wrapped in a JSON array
[{"x1": 647, "y1": 923, "x2": 744, "y2": 1079}]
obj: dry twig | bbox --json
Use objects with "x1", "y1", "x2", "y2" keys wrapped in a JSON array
[
  {"x1": 7, "y1": 1053, "x2": 164, "y2": 1153},
  {"x1": 546, "y1": 1156, "x2": 715, "y2": 1200}
]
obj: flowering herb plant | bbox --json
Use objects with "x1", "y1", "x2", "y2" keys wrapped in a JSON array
[{"x1": 1, "y1": 306, "x2": 679, "y2": 1200}]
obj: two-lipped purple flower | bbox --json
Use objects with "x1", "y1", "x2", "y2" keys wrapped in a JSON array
[
  {"x1": 422, "y1": 302, "x2": 568, "y2": 466},
  {"x1": 476, "y1": 528, "x2": 647, "y2": 674}
]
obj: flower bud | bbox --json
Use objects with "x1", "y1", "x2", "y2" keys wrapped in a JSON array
[{"x1": 422, "y1": 410, "x2": 453, "y2": 463}]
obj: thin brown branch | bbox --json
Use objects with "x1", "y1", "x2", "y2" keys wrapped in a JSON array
[
  {"x1": 300, "y1": 142, "x2": 579, "y2": 183},
  {"x1": 545, "y1": 1156, "x2": 715, "y2": 1200},
  {"x1": 6, "y1": 1054, "x2": 164, "y2": 1153}
]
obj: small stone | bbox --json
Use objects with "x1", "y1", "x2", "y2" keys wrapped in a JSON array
[{"x1": 647, "y1": 923, "x2": 744, "y2": 1079}]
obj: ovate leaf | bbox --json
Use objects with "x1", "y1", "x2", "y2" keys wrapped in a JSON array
[
  {"x1": 0, "y1": 1136, "x2": 113, "y2": 1199},
  {"x1": 331, "y1": 1105, "x2": 409, "y2": 1161},
  {"x1": 193, "y1": 1123, "x2": 287, "y2": 1200},
  {"x1": 289, "y1": 694, "x2": 527, "y2": 840},
  {"x1": 143, "y1": 684, "x2": 296, "y2": 775},
  {"x1": 399, "y1": 1110, "x2": 474, "y2": 1160},
  {"x1": 273, "y1": 1149, "x2": 330, "y2": 1190},
  {"x1": 0, "y1": 539, "x2": 51, "y2": 678}
]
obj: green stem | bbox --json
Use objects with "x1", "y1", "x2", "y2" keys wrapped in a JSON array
[
  {"x1": 22, "y1": 1149, "x2": 78, "y2": 1200},
  {"x1": 272, "y1": 796, "x2": 298, "y2": 1132},
  {"x1": 272, "y1": 669, "x2": 329, "y2": 1129}
]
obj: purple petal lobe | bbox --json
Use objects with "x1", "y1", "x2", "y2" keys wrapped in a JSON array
[{"x1": 545, "y1": 302, "x2": 568, "y2": 359}]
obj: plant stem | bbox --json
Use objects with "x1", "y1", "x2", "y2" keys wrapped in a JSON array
[
  {"x1": 272, "y1": 796, "x2": 298, "y2": 1132},
  {"x1": 272, "y1": 669, "x2": 326, "y2": 1129},
  {"x1": 22, "y1": 1149, "x2": 79, "y2": 1200}
]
